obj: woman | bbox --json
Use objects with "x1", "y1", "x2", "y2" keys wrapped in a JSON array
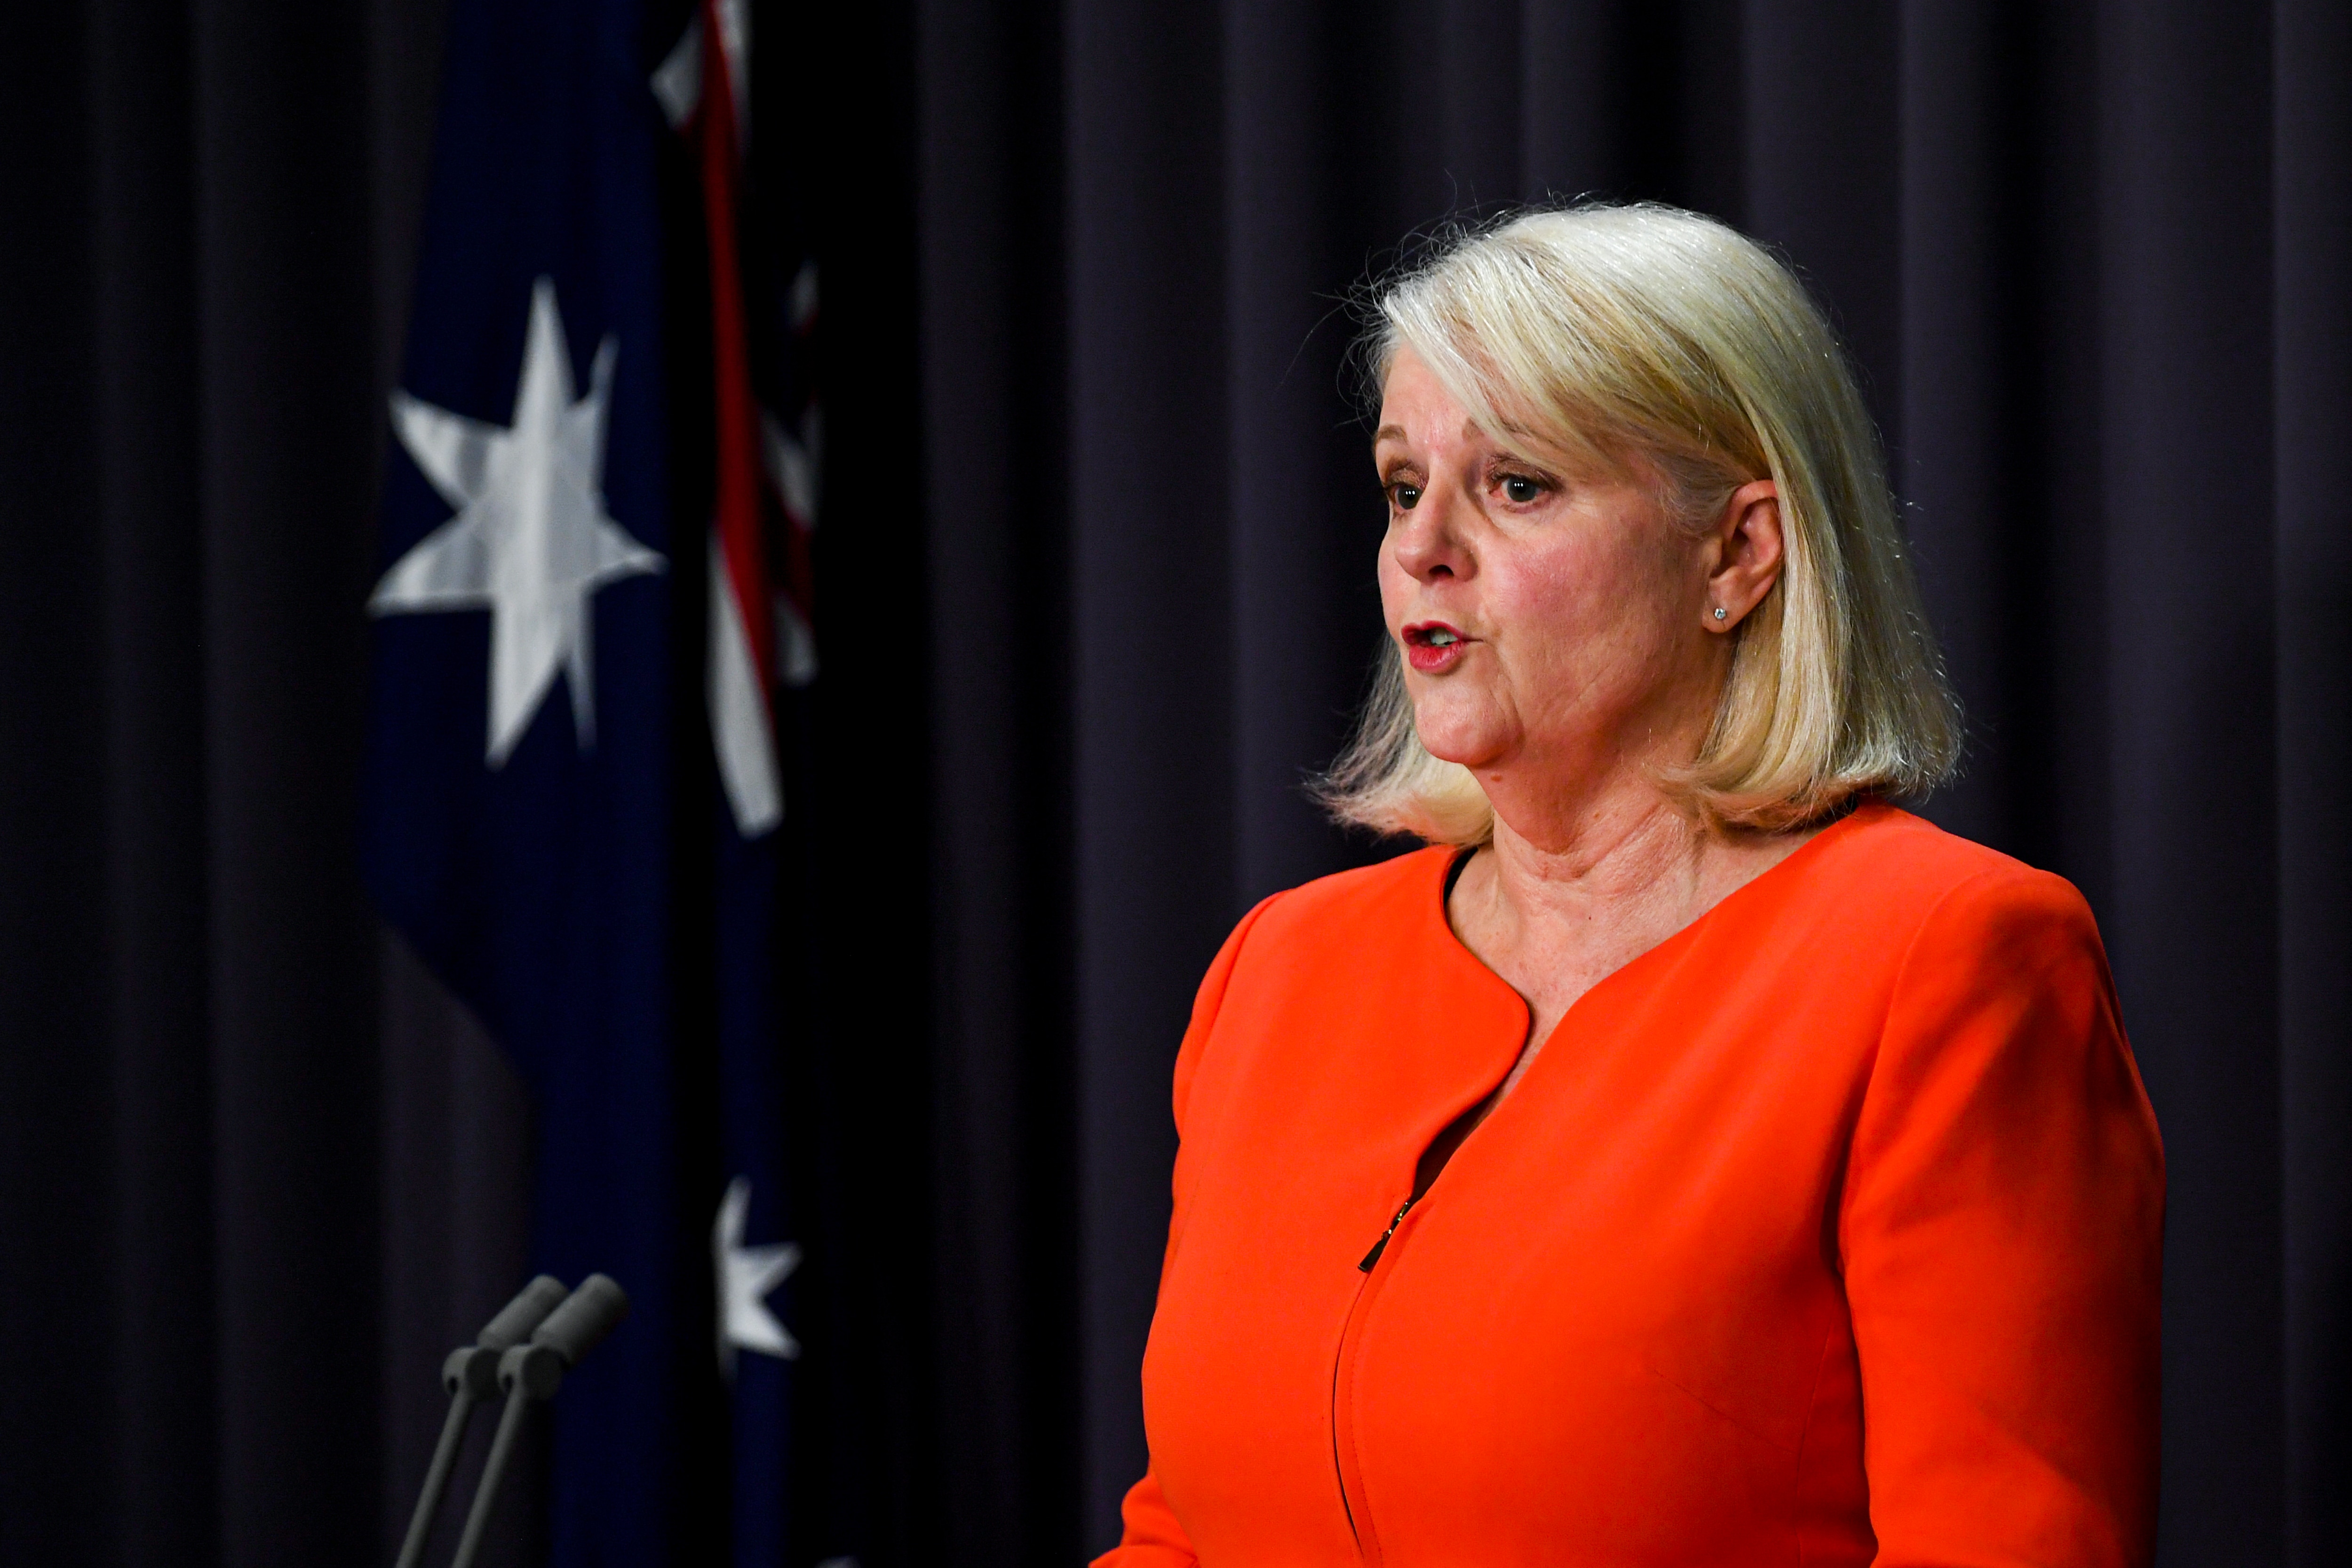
[{"x1": 1096, "y1": 205, "x2": 2162, "y2": 1567}]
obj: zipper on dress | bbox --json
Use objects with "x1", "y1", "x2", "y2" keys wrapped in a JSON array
[
  {"x1": 1336, "y1": 1196, "x2": 1419, "y2": 1563},
  {"x1": 1331, "y1": 1291, "x2": 1363, "y2": 1552},
  {"x1": 1357, "y1": 1199, "x2": 1416, "y2": 1272}
]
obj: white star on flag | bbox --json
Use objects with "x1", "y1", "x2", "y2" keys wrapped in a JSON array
[
  {"x1": 370, "y1": 277, "x2": 666, "y2": 766},
  {"x1": 714, "y1": 1175, "x2": 801, "y2": 1376}
]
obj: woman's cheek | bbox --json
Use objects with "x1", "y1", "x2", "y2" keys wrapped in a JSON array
[
  {"x1": 1498, "y1": 552, "x2": 1596, "y2": 666},
  {"x1": 1375, "y1": 549, "x2": 1416, "y2": 622}
]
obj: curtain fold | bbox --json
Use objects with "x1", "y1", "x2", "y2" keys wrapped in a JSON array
[
  {"x1": 90, "y1": 2, "x2": 215, "y2": 1560},
  {"x1": 2096, "y1": 6, "x2": 2284, "y2": 1557},
  {"x1": 916, "y1": 0, "x2": 1080, "y2": 1559},
  {"x1": 2274, "y1": 3, "x2": 2352, "y2": 1563}
]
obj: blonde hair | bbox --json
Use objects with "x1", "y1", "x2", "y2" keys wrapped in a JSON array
[{"x1": 1319, "y1": 203, "x2": 1960, "y2": 843}]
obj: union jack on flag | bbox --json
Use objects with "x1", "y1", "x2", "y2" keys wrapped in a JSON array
[
  {"x1": 655, "y1": 0, "x2": 822, "y2": 839},
  {"x1": 655, "y1": 2, "x2": 832, "y2": 1565}
]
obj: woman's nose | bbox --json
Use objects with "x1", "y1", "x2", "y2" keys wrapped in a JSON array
[{"x1": 1391, "y1": 487, "x2": 1468, "y2": 581}]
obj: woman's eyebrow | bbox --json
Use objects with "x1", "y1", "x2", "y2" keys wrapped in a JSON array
[{"x1": 1372, "y1": 423, "x2": 1406, "y2": 445}]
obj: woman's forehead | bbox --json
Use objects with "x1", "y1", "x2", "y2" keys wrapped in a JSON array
[
  {"x1": 1375, "y1": 360, "x2": 1496, "y2": 447},
  {"x1": 1377, "y1": 349, "x2": 1565, "y2": 455}
]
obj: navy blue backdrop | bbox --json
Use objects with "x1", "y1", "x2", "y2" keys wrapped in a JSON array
[{"x1": 1, "y1": 2, "x2": 2349, "y2": 1567}]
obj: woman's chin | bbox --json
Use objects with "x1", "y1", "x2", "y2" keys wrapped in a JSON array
[{"x1": 1412, "y1": 722, "x2": 1508, "y2": 773}]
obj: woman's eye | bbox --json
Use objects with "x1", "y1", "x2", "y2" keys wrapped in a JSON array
[
  {"x1": 1501, "y1": 475, "x2": 1542, "y2": 504},
  {"x1": 1391, "y1": 482, "x2": 1423, "y2": 510}
]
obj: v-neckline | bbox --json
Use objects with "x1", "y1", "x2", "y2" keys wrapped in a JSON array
[{"x1": 1408, "y1": 803, "x2": 1886, "y2": 1183}]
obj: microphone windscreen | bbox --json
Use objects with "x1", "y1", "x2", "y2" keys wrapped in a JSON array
[
  {"x1": 477, "y1": 1275, "x2": 570, "y2": 1351},
  {"x1": 532, "y1": 1274, "x2": 630, "y2": 1367}
]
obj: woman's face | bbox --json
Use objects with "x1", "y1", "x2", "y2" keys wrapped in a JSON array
[{"x1": 1374, "y1": 348, "x2": 1732, "y2": 795}]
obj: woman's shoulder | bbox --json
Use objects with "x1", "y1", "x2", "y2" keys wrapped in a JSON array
[
  {"x1": 1767, "y1": 802, "x2": 2109, "y2": 987},
  {"x1": 1249, "y1": 843, "x2": 1455, "y2": 934},
  {"x1": 1718, "y1": 807, "x2": 2132, "y2": 1130},
  {"x1": 1189, "y1": 845, "x2": 1460, "y2": 1013},
  {"x1": 1172, "y1": 844, "x2": 1468, "y2": 1129},
  {"x1": 1797, "y1": 801, "x2": 2091, "y2": 918}
]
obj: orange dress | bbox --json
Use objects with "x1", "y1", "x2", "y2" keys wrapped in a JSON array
[{"x1": 1097, "y1": 803, "x2": 2163, "y2": 1568}]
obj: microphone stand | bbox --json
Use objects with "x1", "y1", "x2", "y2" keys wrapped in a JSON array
[
  {"x1": 393, "y1": 1276, "x2": 570, "y2": 1568},
  {"x1": 447, "y1": 1274, "x2": 631, "y2": 1568}
]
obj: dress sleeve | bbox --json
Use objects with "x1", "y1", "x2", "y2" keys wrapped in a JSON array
[
  {"x1": 1841, "y1": 866, "x2": 2164, "y2": 1568},
  {"x1": 1091, "y1": 1473, "x2": 1197, "y2": 1568},
  {"x1": 1091, "y1": 892, "x2": 1284, "y2": 1568}
]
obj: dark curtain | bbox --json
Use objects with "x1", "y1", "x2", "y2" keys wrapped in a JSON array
[
  {"x1": 2, "y1": 2, "x2": 2348, "y2": 1567},
  {"x1": 919, "y1": 2, "x2": 2352, "y2": 1566},
  {"x1": 0, "y1": 0, "x2": 463, "y2": 1563}
]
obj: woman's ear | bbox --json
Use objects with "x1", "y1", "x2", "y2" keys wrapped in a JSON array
[{"x1": 1702, "y1": 479, "x2": 1783, "y2": 632}]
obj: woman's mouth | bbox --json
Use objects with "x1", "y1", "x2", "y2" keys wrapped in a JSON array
[{"x1": 1403, "y1": 621, "x2": 1470, "y2": 673}]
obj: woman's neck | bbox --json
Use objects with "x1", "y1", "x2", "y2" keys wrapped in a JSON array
[{"x1": 1448, "y1": 781, "x2": 1818, "y2": 1095}]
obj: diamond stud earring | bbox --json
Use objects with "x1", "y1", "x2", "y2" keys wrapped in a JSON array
[{"x1": 1713, "y1": 607, "x2": 1728, "y2": 621}]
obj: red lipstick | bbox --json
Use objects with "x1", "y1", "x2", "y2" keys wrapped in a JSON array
[{"x1": 1402, "y1": 621, "x2": 1470, "y2": 673}]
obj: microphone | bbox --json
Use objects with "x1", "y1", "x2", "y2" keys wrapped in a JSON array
[
  {"x1": 449, "y1": 1275, "x2": 632, "y2": 1568},
  {"x1": 496, "y1": 1273, "x2": 631, "y2": 1398},
  {"x1": 393, "y1": 1276, "x2": 569, "y2": 1568},
  {"x1": 480, "y1": 1274, "x2": 574, "y2": 1347}
]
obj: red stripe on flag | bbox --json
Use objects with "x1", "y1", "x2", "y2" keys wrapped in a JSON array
[{"x1": 697, "y1": 0, "x2": 771, "y2": 683}]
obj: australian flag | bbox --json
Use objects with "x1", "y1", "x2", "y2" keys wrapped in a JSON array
[{"x1": 363, "y1": 0, "x2": 821, "y2": 1561}]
